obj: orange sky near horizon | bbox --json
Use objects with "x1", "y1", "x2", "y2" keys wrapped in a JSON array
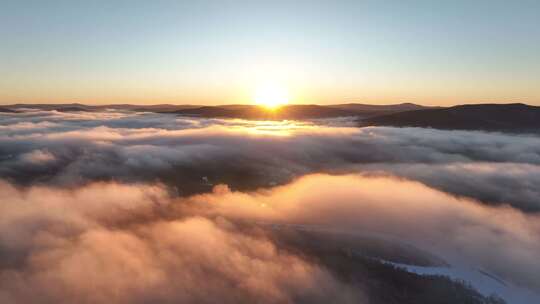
[
  {"x1": 2, "y1": 1, "x2": 540, "y2": 107},
  {"x1": 1, "y1": 90, "x2": 537, "y2": 107}
]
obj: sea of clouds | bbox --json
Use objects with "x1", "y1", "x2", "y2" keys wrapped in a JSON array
[{"x1": 1, "y1": 109, "x2": 539, "y2": 303}]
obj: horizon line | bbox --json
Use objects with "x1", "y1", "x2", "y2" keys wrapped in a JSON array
[{"x1": 1, "y1": 101, "x2": 538, "y2": 108}]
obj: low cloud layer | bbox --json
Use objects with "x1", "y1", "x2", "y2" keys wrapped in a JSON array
[
  {"x1": 1, "y1": 109, "x2": 540, "y2": 212},
  {"x1": 357, "y1": 162, "x2": 540, "y2": 212},
  {"x1": 1, "y1": 109, "x2": 540, "y2": 302},
  {"x1": 184, "y1": 175, "x2": 540, "y2": 291},
  {"x1": 1, "y1": 174, "x2": 539, "y2": 303},
  {"x1": 0, "y1": 180, "x2": 364, "y2": 304}
]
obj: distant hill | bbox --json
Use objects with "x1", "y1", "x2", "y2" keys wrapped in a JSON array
[
  {"x1": 2, "y1": 102, "x2": 435, "y2": 118},
  {"x1": 3, "y1": 103, "x2": 200, "y2": 112},
  {"x1": 329, "y1": 102, "x2": 434, "y2": 112},
  {"x1": 5, "y1": 103, "x2": 94, "y2": 111},
  {"x1": 167, "y1": 104, "x2": 354, "y2": 119},
  {"x1": 327, "y1": 102, "x2": 437, "y2": 118},
  {"x1": 361, "y1": 103, "x2": 540, "y2": 132},
  {"x1": 56, "y1": 106, "x2": 96, "y2": 112},
  {"x1": 121, "y1": 104, "x2": 201, "y2": 112},
  {"x1": 2, "y1": 102, "x2": 437, "y2": 119},
  {"x1": 0, "y1": 107, "x2": 17, "y2": 113},
  {"x1": 166, "y1": 103, "x2": 436, "y2": 119}
]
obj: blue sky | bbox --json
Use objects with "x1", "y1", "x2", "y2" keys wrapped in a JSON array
[{"x1": 1, "y1": 0, "x2": 539, "y2": 105}]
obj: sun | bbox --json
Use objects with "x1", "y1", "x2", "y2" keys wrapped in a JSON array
[{"x1": 253, "y1": 84, "x2": 289, "y2": 110}]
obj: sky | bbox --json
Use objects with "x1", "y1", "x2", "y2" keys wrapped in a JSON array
[{"x1": 1, "y1": 0, "x2": 540, "y2": 106}]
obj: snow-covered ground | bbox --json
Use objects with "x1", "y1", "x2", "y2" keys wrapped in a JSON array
[
  {"x1": 261, "y1": 222, "x2": 540, "y2": 303},
  {"x1": 381, "y1": 260, "x2": 539, "y2": 304}
]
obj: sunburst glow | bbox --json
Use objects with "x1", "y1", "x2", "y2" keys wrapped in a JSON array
[{"x1": 253, "y1": 84, "x2": 290, "y2": 109}]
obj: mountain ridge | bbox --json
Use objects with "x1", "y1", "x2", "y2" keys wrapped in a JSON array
[{"x1": 360, "y1": 103, "x2": 540, "y2": 132}]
